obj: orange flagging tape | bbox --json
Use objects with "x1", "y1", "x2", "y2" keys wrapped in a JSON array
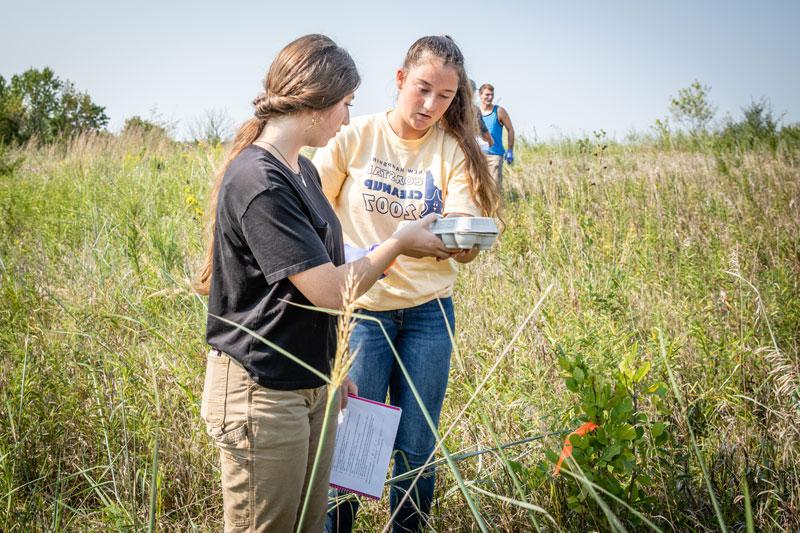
[{"x1": 552, "y1": 421, "x2": 599, "y2": 476}]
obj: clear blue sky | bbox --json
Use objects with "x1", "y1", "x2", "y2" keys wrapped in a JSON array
[{"x1": 2, "y1": 0, "x2": 798, "y2": 141}]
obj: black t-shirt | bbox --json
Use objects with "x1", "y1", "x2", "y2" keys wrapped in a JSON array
[{"x1": 205, "y1": 145, "x2": 344, "y2": 390}]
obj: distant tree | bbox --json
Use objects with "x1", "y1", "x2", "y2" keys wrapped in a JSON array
[
  {"x1": 739, "y1": 98, "x2": 778, "y2": 136},
  {"x1": 188, "y1": 108, "x2": 233, "y2": 145},
  {"x1": 669, "y1": 80, "x2": 716, "y2": 134},
  {"x1": 718, "y1": 98, "x2": 780, "y2": 150},
  {"x1": 121, "y1": 115, "x2": 170, "y2": 137},
  {"x1": 53, "y1": 81, "x2": 109, "y2": 135},
  {"x1": 0, "y1": 75, "x2": 27, "y2": 145},
  {"x1": 0, "y1": 67, "x2": 109, "y2": 145}
]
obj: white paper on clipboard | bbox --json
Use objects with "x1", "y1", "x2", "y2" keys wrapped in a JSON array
[{"x1": 329, "y1": 394, "x2": 402, "y2": 499}]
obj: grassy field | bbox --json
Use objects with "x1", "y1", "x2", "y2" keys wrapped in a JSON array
[{"x1": 0, "y1": 130, "x2": 798, "y2": 531}]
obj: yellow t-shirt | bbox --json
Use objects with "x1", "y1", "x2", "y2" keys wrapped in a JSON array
[{"x1": 312, "y1": 111, "x2": 483, "y2": 311}]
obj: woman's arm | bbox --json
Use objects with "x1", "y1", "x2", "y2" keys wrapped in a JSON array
[{"x1": 288, "y1": 214, "x2": 450, "y2": 309}]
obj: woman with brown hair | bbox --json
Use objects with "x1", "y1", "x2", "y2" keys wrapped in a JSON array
[
  {"x1": 314, "y1": 35, "x2": 501, "y2": 532},
  {"x1": 195, "y1": 34, "x2": 450, "y2": 532}
]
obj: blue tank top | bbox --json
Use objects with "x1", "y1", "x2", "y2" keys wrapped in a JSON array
[{"x1": 481, "y1": 106, "x2": 505, "y2": 156}]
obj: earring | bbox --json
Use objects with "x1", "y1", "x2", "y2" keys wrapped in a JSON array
[{"x1": 310, "y1": 114, "x2": 320, "y2": 128}]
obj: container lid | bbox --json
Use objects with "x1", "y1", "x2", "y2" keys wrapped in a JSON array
[{"x1": 430, "y1": 216, "x2": 498, "y2": 235}]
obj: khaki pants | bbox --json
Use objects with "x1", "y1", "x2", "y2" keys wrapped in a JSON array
[
  {"x1": 201, "y1": 351, "x2": 337, "y2": 532},
  {"x1": 485, "y1": 154, "x2": 504, "y2": 194}
]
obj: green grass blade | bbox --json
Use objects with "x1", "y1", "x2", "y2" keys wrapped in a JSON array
[
  {"x1": 480, "y1": 411, "x2": 542, "y2": 532},
  {"x1": 295, "y1": 391, "x2": 337, "y2": 533},
  {"x1": 147, "y1": 432, "x2": 160, "y2": 533},
  {"x1": 742, "y1": 469, "x2": 753, "y2": 533},
  {"x1": 658, "y1": 329, "x2": 727, "y2": 533},
  {"x1": 467, "y1": 485, "x2": 557, "y2": 527}
]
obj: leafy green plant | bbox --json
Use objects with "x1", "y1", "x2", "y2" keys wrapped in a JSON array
[
  {"x1": 546, "y1": 347, "x2": 671, "y2": 519},
  {"x1": 669, "y1": 80, "x2": 716, "y2": 134},
  {"x1": 575, "y1": 129, "x2": 608, "y2": 176},
  {"x1": 650, "y1": 118, "x2": 673, "y2": 149}
]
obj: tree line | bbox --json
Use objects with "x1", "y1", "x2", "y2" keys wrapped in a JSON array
[
  {"x1": 1, "y1": 67, "x2": 797, "y2": 152},
  {"x1": 0, "y1": 67, "x2": 233, "y2": 149},
  {"x1": 0, "y1": 67, "x2": 108, "y2": 145}
]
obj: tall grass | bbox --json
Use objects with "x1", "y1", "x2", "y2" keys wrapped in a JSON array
[{"x1": 0, "y1": 130, "x2": 798, "y2": 530}]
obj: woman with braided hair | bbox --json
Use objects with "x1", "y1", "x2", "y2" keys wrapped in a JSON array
[
  {"x1": 195, "y1": 34, "x2": 450, "y2": 532},
  {"x1": 314, "y1": 35, "x2": 500, "y2": 532}
]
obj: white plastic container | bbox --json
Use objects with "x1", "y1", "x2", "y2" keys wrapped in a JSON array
[{"x1": 429, "y1": 216, "x2": 499, "y2": 250}]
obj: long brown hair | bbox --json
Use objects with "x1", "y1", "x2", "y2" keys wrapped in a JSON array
[
  {"x1": 194, "y1": 34, "x2": 360, "y2": 295},
  {"x1": 402, "y1": 35, "x2": 500, "y2": 218}
]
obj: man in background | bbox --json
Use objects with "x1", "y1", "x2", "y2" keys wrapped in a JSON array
[
  {"x1": 471, "y1": 79, "x2": 493, "y2": 151},
  {"x1": 479, "y1": 83, "x2": 515, "y2": 193}
]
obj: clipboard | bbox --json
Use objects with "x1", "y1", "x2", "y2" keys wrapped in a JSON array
[{"x1": 329, "y1": 394, "x2": 402, "y2": 499}]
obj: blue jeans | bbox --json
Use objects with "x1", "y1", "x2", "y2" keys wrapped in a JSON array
[{"x1": 325, "y1": 297, "x2": 455, "y2": 533}]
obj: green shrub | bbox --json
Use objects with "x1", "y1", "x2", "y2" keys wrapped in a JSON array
[
  {"x1": 544, "y1": 347, "x2": 671, "y2": 521},
  {"x1": 715, "y1": 99, "x2": 780, "y2": 152}
]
